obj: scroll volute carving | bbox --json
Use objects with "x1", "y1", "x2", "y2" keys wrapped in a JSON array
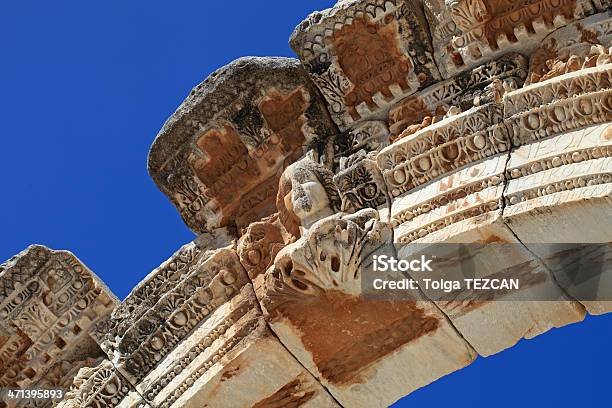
[
  {"x1": 261, "y1": 209, "x2": 393, "y2": 314},
  {"x1": 276, "y1": 158, "x2": 342, "y2": 240}
]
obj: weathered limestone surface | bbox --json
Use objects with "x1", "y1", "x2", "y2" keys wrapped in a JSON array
[
  {"x1": 255, "y1": 209, "x2": 475, "y2": 408},
  {"x1": 290, "y1": 0, "x2": 441, "y2": 130},
  {"x1": 0, "y1": 245, "x2": 118, "y2": 408},
  {"x1": 148, "y1": 57, "x2": 337, "y2": 235},
  {"x1": 424, "y1": 0, "x2": 608, "y2": 78},
  {"x1": 90, "y1": 233, "x2": 339, "y2": 408},
  {"x1": 394, "y1": 211, "x2": 586, "y2": 356},
  {"x1": 6, "y1": 3, "x2": 612, "y2": 408}
]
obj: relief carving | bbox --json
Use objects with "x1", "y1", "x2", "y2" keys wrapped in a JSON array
[
  {"x1": 7, "y1": 4, "x2": 612, "y2": 408},
  {"x1": 388, "y1": 53, "x2": 527, "y2": 138},
  {"x1": 334, "y1": 151, "x2": 391, "y2": 213},
  {"x1": 424, "y1": 0, "x2": 601, "y2": 76},
  {"x1": 148, "y1": 57, "x2": 337, "y2": 234},
  {"x1": 276, "y1": 158, "x2": 341, "y2": 239},
  {"x1": 332, "y1": 15, "x2": 414, "y2": 121},
  {"x1": 257, "y1": 209, "x2": 476, "y2": 406},
  {"x1": 378, "y1": 103, "x2": 510, "y2": 198},
  {"x1": 290, "y1": 0, "x2": 440, "y2": 129},
  {"x1": 0, "y1": 246, "x2": 118, "y2": 408},
  {"x1": 238, "y1": 215, "x2": 288, "y2": 279}
]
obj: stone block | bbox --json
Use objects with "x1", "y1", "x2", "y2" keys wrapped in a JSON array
[
  {"x1": 0, "y1": 245, "x2": 118, "y2": 408},
  {"x1": 148, "y1": 57, "x2": 337, "y2": 234},
  {"x1": 424, "y1": 0, "x2": 601, "y2": 77},
  {"x1": 290, "y1": 0, "x2": 441, "y2": 130},
  {"x1": 256, "y1": 210, "x2": 476, "y2": 407},
  {"x1": 503, "y1": 124, "x2": 612, "y2": 315}
]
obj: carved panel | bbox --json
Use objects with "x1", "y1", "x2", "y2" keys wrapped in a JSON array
[
  {"x1": 256, "y1": 209, "x2": 476, "y2": 407},
  {"x1": 148, "y1": 57, "x2": 337, "y2": 234},
  {"x1": 0, "y1": 246, "x2": 118, "y2": 408},
  {"x1": 334, "y1": 153, "x2": 390, "y2": 212},
  {"x1": 424, "y1": 0, "x2": 601, "y2": 77},
  {"x1": 290, "y1": 0, "x2": 440, "y2": 129},
  {"x1": 390, "y1": 154, "x2": 508, "y2": 244}
]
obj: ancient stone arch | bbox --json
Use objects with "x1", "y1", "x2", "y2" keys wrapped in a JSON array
[{"x1": 3, "y1": 1, "x2": 612, "y2": 407}]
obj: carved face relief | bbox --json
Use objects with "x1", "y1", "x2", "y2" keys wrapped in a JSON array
[
  {"x1": 332, "y1": 15, "x2": 413, "y2": 120},
  {"x1": 276, "y1": 159, "x2": 341, "y2": 238},
  {"x1": 291, "y1": 173, "x2": 331, "y2": 222}
]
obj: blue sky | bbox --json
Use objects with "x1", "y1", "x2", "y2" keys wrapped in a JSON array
[{"x1": 1, "y1": 1, "x2": 610, "y2": 407}]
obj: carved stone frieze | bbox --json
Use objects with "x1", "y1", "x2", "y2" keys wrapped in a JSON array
[
  {"x1": 139, "y1": 284, "x2": 339, "y2": 408},
  {"x1": 388, "y1": 53, "x2": 527, "y2": 137},
  {"x1": 503, "y1": 123, "x2": 612, "y2": 314},
  {"x1": 290, "y1": 0, "x2": 441, "y2": 130},
  {"x1": 378, "y1": 102, "x2": 510, "y2": 199},
  {"x1": 425, "y1": 0, "x2": 604, "y2": 77},
  {"x1": 392, "y1": 175, "x2": 586, "y2": 357},
  {"x1": 0, "y1": 245, "x2": 118, "y2": 408},
  {"x1": 148, "y1": 57, "x2": 337, "y2": 234},
  {"x1": 92, "y1": 228, "x2": 236, "y2": 355},
  {"x1": 391, "y1": 154, "x2": 508, "y2": 244},
  {"x1": 504, "y1": 65, "x2": 612, "y2": 147},
  {"x1": 109, "y1": 247, "x2": 249, "y2": 387},
  {"x1": 526, "y1": 11, "x2": 612, "y2": 84}
]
